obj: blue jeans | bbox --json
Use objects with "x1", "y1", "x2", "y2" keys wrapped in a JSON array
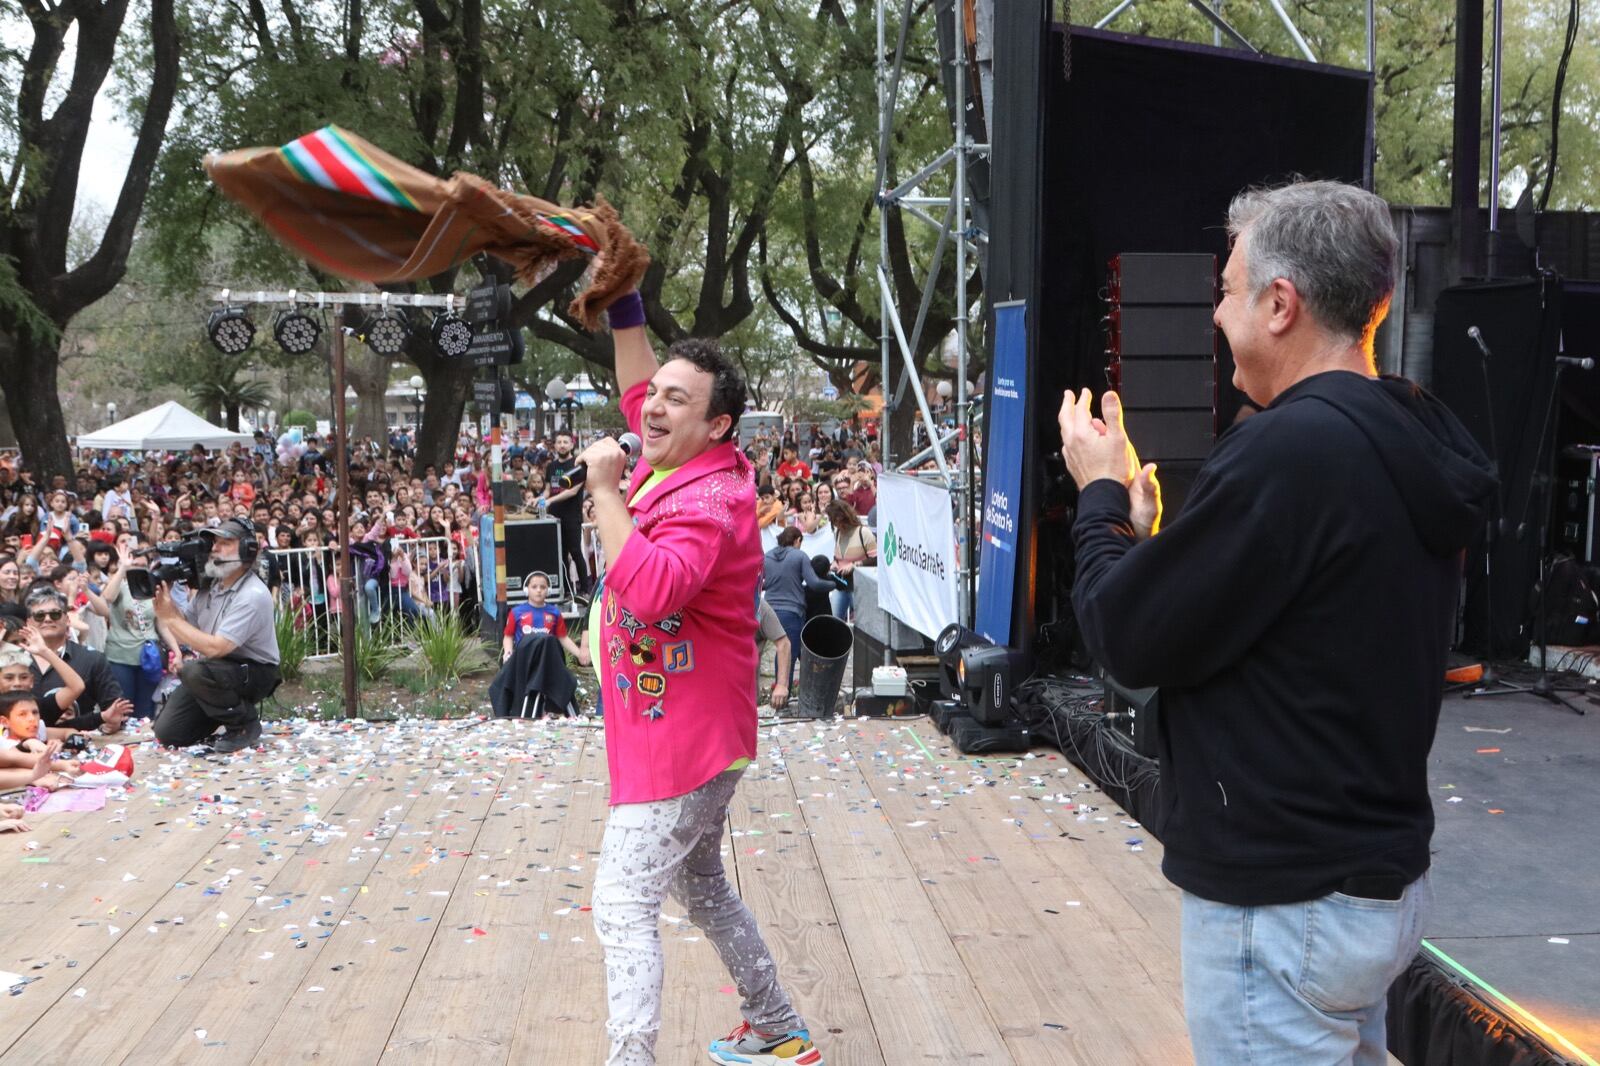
[
  {"x1": 386, "y1": 585, "x2": 431, "y2": 621},
  {"x1": 829, "y1": 587, "x2": 852, "y2": 620},
  {"x1": 1182, "y1": 873, "x2": 1432, "y2": 1066},
  {"x1": 109, "y1": 660, "x2": 159, "y2": 722},
  {"x1": 360, "y1": 578, "x2": 382, "y2": 627},
  {"x1": 773, "y1": 609, "x2": 805, "y2": 688}
]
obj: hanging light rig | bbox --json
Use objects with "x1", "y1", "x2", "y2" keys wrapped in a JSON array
[
  {"x1": 362, "y1": 294, "x2": 412, "y2": 356},
  {"x1": 206, "y1": 293, "x2": 256, "y2": 354},
  {"x1": 431, "y1": 309, "x2": 474, "y2": 358},
  {"x1": 271, "y1": 291, "x2": 323, "y2": 355},
  {"x1": 203, "y1": 287, "x2": 473, "y2": 722}
]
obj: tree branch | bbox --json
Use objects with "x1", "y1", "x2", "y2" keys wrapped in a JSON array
[{"x1": 56, "y1": 0, "x2": 181, "y2": 317}]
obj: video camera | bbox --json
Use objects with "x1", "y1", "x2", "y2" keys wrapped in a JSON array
[{"x1": 126, "y1": 533, "x2": 211, "y2": 600}]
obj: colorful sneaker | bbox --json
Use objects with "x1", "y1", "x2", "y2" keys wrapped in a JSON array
[{"x1": 707, "y1": 1021, "x2": 824, "y2": 1064}]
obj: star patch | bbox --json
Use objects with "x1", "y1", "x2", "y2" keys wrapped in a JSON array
[
  {"x1": 617, "y1": 608, "x2": 647, "y2": 639},
  {"x1": 636, "y1": 672, "x2": 666, "y2": 698},
  {"x1": 641, "y1": 701, "x2": 665, "y2": 721},
  {"x1": 654, "y1": 611, "x2": 684, "y2": 636},
  {"x1": 629, "y1": 636, "x2": 658, "y2": 666},
  {"x1": 662, "y1": 641, "x2": 694, "y2": 673}
]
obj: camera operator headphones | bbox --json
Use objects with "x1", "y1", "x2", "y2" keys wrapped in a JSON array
[{"x1": 205, "y1": 516, "x2": 261, "y2": 566}]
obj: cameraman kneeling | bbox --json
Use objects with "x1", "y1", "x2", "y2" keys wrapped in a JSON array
[{"x1": 151, "y1": 518, "x2": 279, "y2": 753}]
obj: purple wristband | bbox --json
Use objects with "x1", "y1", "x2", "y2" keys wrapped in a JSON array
[{"x1": 607, "y1": 290, "x2": 646, "y2": 331}]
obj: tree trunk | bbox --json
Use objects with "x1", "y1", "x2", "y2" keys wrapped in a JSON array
[
  {"x1": 225, "y1": 402, "x2": 242, "y2": 432},
  {"x1": 0, "y1": 332, "x2": 74, "y2": 478},
  {"x1": 413, "y1": 356, "x2": 474, "y2": 473},
  {"x1": 341, "y1": 345, "x2": 392, "y2": 447}
]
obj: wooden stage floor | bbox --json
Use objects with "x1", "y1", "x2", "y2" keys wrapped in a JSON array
[{"x1": 0, "y1": 716, "x2": 1192, "y2": 1065}]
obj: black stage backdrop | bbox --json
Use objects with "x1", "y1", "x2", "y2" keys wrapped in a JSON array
[{"x1": 985, "y1": 17, "x2": 1372, "y2": 657}]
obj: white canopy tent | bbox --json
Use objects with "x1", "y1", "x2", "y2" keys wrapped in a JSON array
[{"x1": 76, "y1": 401, "x2": 255, "y2": 451}]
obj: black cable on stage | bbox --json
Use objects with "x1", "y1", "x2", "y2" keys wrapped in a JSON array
[{"x1": 1538, "y1": 0, "x2": 1580, "y2": 212}]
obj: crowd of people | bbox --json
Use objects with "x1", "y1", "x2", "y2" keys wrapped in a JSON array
[{"x1": 0, "y1": 412, "x2": 885, "y2": 732}]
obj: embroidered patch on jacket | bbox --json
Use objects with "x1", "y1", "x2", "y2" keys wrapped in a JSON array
[
  {"x1": 655, "y1": 611, "x2": 684, "y2": 636},
  {"x1": 636, "y1": 672, "x2": 666, "y2": 698},
  {"x1": 662, "y1": 641, "x2": 694, "y2": 673},
  {"x1": 628, "y1": 636, "x2": 657, "y2": 665},
  {"x1": 641, "y1": 700, "x2": 665, "y2": 721},
  {"x1": 617, "y1": 608, "x2": 647, "y2": 639},
  {"x1": 607, "y1": 635, "x2": 626, "y2": 668}
]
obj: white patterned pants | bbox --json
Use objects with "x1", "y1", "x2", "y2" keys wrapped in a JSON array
[{"x1": 592, "y1": 768, "x2": 803, "y2": 1065}]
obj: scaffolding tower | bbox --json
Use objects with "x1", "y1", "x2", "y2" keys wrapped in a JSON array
[{"x1": 876, "y1": 0, "x2": 989, "y2": 626}]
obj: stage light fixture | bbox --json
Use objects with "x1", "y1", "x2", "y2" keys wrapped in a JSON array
[
  {"x1": 431, "y1": 310, "x2": 474, "y2": 358},
  {"x1": 272, "y1": 307, "x2": 323, "y2": 355},
  {"x1": 959, "y1": 644, "x2": 1018, "y2": 726},
  {"x1": 207, "y1": 307, "x2": 256, "y2": 355},
  {"x1": 363, "y1": 309, "x2": 410, "y2": 356},
  {"x1": 936, "y1": 623, "x2": 988, "y2": 699}
]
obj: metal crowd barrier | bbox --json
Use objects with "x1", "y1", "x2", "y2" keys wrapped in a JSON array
[{"x1": 270, "y1": 535, "x2": 462, "y2": 655}]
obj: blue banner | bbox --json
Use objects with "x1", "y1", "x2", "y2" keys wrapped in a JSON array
[
  {"x1": 479, "y1": 514, "x2": 499, "y2": 619},
  {"x1": 976, "y1": 301, "x2": 1027, "y2": 645}
]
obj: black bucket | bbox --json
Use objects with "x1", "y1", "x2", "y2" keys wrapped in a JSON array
[{"x1": 795, "y1": 615, "x2": 852, "y2": 719}]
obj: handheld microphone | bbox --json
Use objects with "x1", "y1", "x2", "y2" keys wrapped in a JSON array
[
  {"x1": 1467, "y1": 325, "x2": 1492, "y2": 359},
  {"x1": 1556, "y1": 356, "x2": 1595, "y2": 370},
  {"x1": 557, "y1": 432, "x2": 642, "y2": 490}
]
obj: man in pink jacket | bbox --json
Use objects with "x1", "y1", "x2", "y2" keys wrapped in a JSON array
[{"x1": 578, "y1": 293, "x2": 823, "y2": 1066}]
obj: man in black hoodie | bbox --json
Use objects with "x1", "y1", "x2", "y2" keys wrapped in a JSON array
[{"x1": 1064, "y1": 181, "x2": 1494, "y2": 1066}]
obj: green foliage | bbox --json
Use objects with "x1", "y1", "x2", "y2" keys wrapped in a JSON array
[
  {"x1": 274, "y1": 610, "x2": 313, "y2": 683},
  {"x1": 409, "y1": 611, "x2": 478, "y2": 685},
  {"x1": 0, "y1": 254, "x2": 57, "y2": 344},
  {"x1": 1069, "y1": 0, "x2": 1599, "y2": 210},
  {"x1": 349, "y1": 619, "x2": 407, "y2": 684},
  {"x1": 282, "y1": 409, "x2": 316, "y2": 429}
]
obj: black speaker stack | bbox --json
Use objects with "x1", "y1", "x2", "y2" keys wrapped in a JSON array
[{"x1": 1106, "y1": 253, "x2": 1219, "y2": 517}]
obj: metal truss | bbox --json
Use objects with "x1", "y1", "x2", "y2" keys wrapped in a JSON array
[
  {"x1": 876, "y1": 0, "x2": 988, "y2": 627},
  {"x1": 1092, "y1": 0, "x2": 1376, "y2": 70}
]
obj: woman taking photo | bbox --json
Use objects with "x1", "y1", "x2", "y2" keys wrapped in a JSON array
[{"x1": 88, "y1": 540, "x2": 178, "y2": 722}]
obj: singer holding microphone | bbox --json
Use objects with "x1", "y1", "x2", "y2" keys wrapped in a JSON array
[
  {"x1": 577, "y1": 291, "x2": 823, "y2": 1066},
  {"x1": 1065, "y1": 181, "x2": 1494, "y2": 1064}
]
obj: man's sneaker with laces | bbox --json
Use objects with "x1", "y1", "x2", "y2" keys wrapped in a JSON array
[{"x1": 707, "y1": 1021, "x2": 823, "y2": 1064}]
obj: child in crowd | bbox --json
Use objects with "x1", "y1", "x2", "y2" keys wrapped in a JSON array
[
  {"x1": 1, "y1": 621, "x2": 88, "y2": 740},
  {"x1": 501, "y1": 572, "x2": 588, "y2": 665},
  {"x1": 0, "y1": 691, "x2": 77, "y2": 790}
]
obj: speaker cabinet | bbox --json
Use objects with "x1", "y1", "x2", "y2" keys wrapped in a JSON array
[{"x1": 504, "y1": 518, "x2": 565, "y2": 602}]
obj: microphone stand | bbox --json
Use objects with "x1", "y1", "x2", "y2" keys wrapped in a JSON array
[
  {"x1": 1453, "y1": 329, "x2": 1516, "y2": 694},
  {"x1": 1467, "y1": 353, "x2": 1587, "y2": 715}
]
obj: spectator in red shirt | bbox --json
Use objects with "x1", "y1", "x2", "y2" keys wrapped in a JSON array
[{"x1": 774, "y1": 445, "x2": 810, "y2": 482}]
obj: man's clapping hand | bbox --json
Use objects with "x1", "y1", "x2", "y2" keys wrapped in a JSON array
[{"x1": 1059, "y1": 388, "x2": 1163, "y2": 540}]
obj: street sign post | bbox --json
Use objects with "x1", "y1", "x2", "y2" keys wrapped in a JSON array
[{"x1": 468, "y1": 327, "x2": 525, "y2": 367}]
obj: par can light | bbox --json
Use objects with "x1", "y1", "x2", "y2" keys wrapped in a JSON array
[
  {"x1": 363, "y1": 309, "x2": 411, "y2": 356},
  {"x1": 431, "y1": 311, "x2": 474, "y2": 358},
  {"x1": 272, "y1": 307, "x2": 323, "y2": 355},
  {"x1": 206, "y1": 307, "x2": 255, "y2": 355}
]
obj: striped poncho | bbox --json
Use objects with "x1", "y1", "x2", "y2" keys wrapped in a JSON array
[{"x1": 205, "y1": 125, "x2": 649, "y2": 328}]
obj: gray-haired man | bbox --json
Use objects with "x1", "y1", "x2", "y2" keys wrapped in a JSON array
[
  {"x1": 1063, "y1": 180, "x2": 1496, "y2": 1064},
  {"x1": 152, "y1": 518, "x2": 280, "y2": 752}
]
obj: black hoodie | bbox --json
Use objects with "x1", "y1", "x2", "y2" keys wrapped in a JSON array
[{"x1": 1072, "y1": 371, "x2": 1495, "y2": 906}]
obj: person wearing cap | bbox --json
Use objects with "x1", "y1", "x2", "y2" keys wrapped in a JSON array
[{"x1": 151, "y1": 517, "x2": 280, "y2": 752}]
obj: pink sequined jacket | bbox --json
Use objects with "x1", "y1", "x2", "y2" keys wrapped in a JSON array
[{"x1": 598, "y1": 381, "x2": 761, "y2": 804}]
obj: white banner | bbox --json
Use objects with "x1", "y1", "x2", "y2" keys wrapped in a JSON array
[{"x1": 876, "y1": 472, "x2": 959, "y2": 640}]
